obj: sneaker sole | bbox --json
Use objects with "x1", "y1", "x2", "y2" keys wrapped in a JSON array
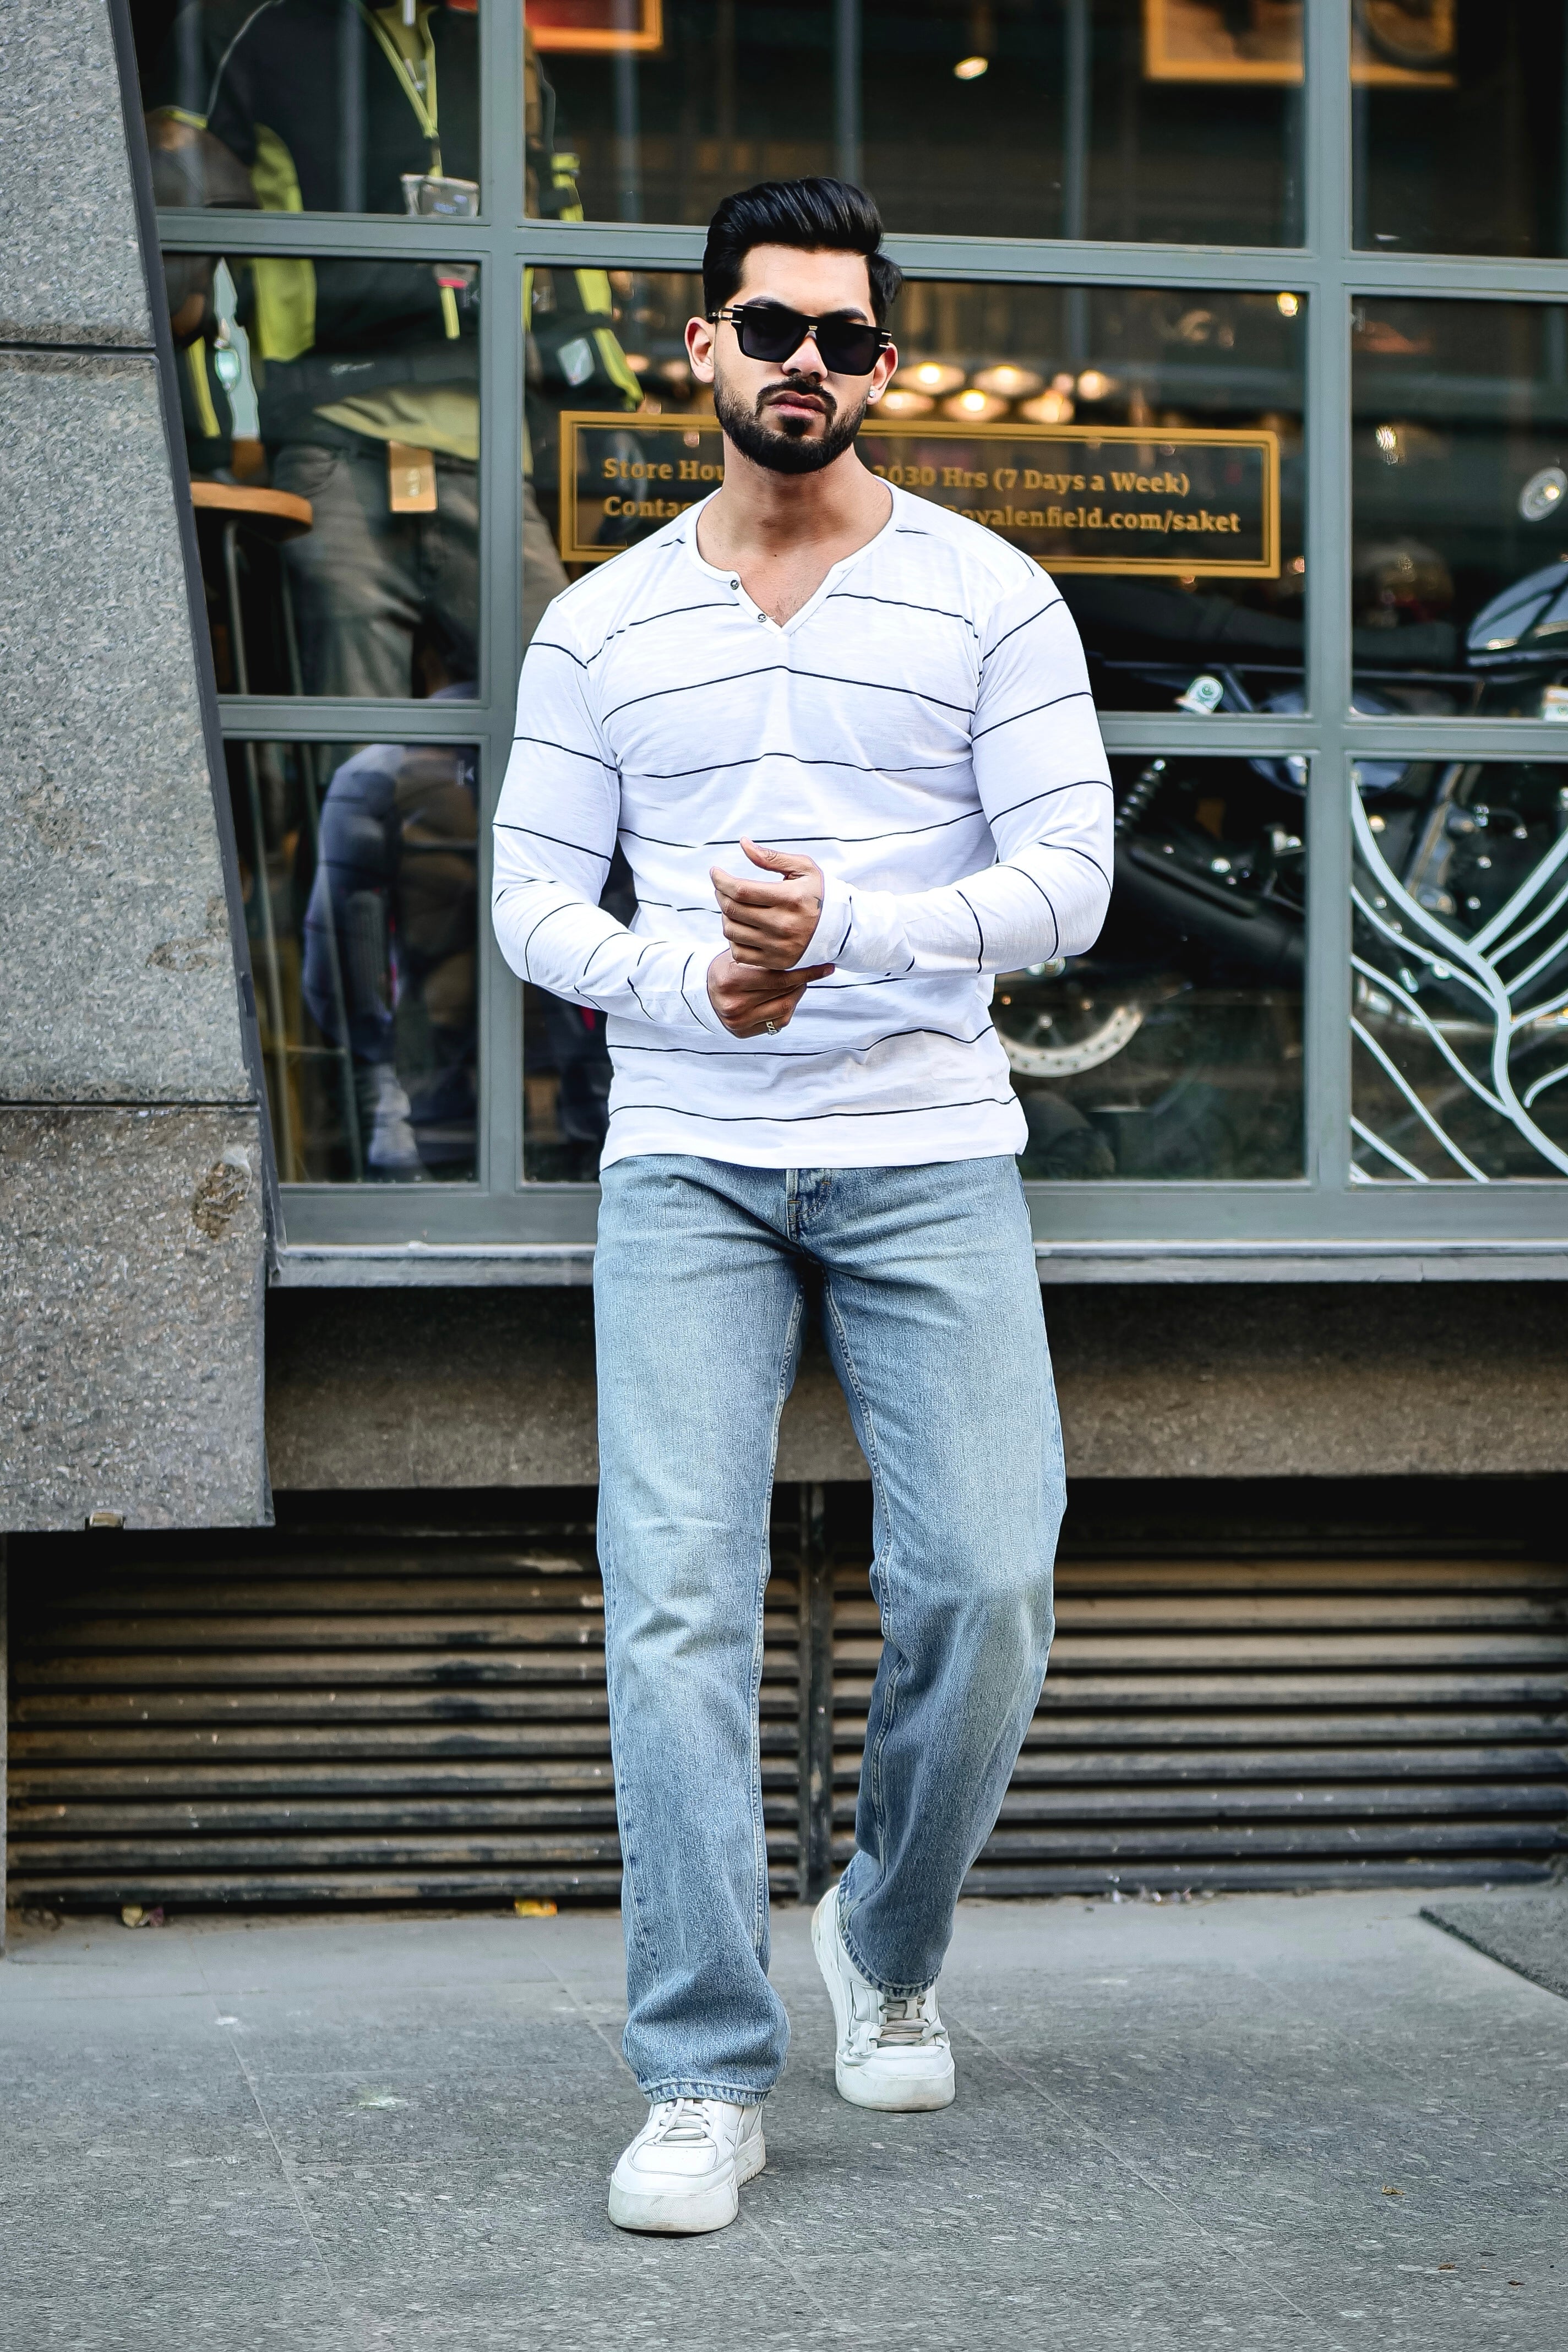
[
  {"x1": 810, "y1": 1891, "x2": 956, "y2": 2113},
  {"x1": 606, "y1": 2131, "x2": 765, "y2": 2235}
]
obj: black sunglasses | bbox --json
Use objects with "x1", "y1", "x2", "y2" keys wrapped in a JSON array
[{"x1": 709, "y1": 301, "x2": 892, "y2": 377}]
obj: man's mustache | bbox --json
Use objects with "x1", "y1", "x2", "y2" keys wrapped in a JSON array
[{"x1": 756, "y1": 380, "x2": 836, "y2": 420}]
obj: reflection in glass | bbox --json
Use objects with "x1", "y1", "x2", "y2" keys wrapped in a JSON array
[
  {"x1": 162, "y1": 252, "x2": 480, "y2": 698},
  {"x1": 1351, "y1": 298, "x2": 1568, "y2": 717},
  {"x1": 1353, "y1": 2, "x2": 1568, "y2": 257},
  {"x1": 137, "y1": 1, "x2": 480, "y2": 217},
  {"x1": 1004, "y1": 754, "x2": 1304, "y2": 1181},
  {"x1": 526, "y1": 272, "x2": 1304, "y2": 716},
  {"x1": 232, "y1": 732, "x2": 480, "y2": 1183},
  {"x1": 1352, "y1": 760, "x2": 1568, "y2": 1183},
  {"x1": 526, "y1": 0, "x2": 1302, "y2": 243},
  {"x1": 516, "y1": 745, "x2": 1305, "y2": 1188},
  {"x1": 521, "y1": 851, "x2": 635, "y2": 1180}
]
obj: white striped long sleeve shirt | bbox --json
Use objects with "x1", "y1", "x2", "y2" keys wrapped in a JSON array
[{"x1": 493, "y1": 483, "x2": 1112, "y2": 1169}]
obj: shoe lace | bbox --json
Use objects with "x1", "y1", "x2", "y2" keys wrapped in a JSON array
[
  {"x1": 874, "y1": 1996, "x2": 932, "y2": 2048},
  {"x1": 649, "y1": 2099, "x2": 716, "y2": 2146}
]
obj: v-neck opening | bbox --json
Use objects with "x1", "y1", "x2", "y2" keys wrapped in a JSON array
[{"x1": 684, "y1": 478, "x2": 898, "y2": 635}]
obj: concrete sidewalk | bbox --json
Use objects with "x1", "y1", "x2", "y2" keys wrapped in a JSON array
[{"x1": 1, "y1": 1890, "x2": 1562, "y2": 2351}]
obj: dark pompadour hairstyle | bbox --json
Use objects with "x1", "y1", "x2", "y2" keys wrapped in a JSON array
[{"x1": 702, "y1": 178, "x2": 903, "y2": 326}]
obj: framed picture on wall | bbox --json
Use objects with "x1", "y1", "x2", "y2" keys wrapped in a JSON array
[
  {"x1": 1143, "y1": 0, "x2": 1455, "y2": 88},
  {"x1": 526, "y1": 0, "x2": 664, "y2": 55}
]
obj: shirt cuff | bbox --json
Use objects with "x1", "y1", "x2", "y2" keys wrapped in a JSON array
[
  {"x1": 681, "y1": 948, "x2": 731, "y2": 1035},
  {"x1": 799, "y1": 874, "x2": 856, "y2": 970}
]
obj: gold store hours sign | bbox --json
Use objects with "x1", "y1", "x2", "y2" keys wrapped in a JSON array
[{"x1": 557, "y1": 414, "x2": 1281, "y2": 579}]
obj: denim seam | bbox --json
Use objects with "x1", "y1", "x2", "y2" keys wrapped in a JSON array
[
  {"x1": 821, "y1": 1275, "x2": 902, "y2": 1907},
  {"x1": 638, "y1": 2079, "x2": 771, "y2": 2108},
  {"x1": 598, "y1": 1510, "x2": 660, "y2": 1981},
  {"x1": 752, "y1": 1284, "x2": 804, "y2": 1954}
]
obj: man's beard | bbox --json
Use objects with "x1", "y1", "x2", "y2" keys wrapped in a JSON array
[{"x1": 714, "y1": 373, "x2": 871, "y2": 475}]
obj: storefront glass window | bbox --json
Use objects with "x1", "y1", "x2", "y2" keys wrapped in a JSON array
[
  {"x1": 132, "y1": 1, "x2": 1568, "y2": 1247},
  {"x1": 1352, "y1": 758, "x2": 1568, "y2": 1183},
  {"x1": 232, "y1": 737, "x2": 481, "y2": 1184},
  {"x1": 1353, "y1": 3, "x2": 1568, "y2": 257},
  {"x1": 521, "y1": 745, "x2": 1304, "y2": 1186},
  {"x1": 1352, "y1": 297, "x2": 1568, "y2": 719},
  {"x1": 1011, "y1": 752, "x2": 1304, "y2": 1181},
  {"x1": 527, "y1": 271, "x2": 1305, "y2": 714},
  {"x1": 525, "y1": 0, "x2": 1303, "y2": 243},
  {"x1": 166, "y1": 252, "x2": 481, "y2": 698},
  {"x1": 135, "y1": 2, "x2": 482, "y2": 219}
]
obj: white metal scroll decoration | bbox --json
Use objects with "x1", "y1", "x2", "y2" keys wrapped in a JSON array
[{"x1": 1349, "y1": 785, "x2": 1568, "y2": 1183}]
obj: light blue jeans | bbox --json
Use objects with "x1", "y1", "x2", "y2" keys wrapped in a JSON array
[{"x1": 594, "y1": 1155, "x2": 1064, "y2": 2106}]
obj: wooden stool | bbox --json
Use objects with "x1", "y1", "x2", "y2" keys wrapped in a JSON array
[{"x1": 189, "y1": 483, "x2": 366, "y2": 1179}]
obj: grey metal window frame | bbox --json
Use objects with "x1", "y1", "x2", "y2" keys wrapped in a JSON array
[{"x1": 149, "y1": 1, "x2": 1568, "y2": 1282}]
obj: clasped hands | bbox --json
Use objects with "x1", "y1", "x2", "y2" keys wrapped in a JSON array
[{"x1": 706, "y1": 837, "x2": 832, "y2": 1037}]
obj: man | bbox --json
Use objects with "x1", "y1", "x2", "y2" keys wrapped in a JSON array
[
  {"x1": 492, "y1": 177, "x2": 1112, "y2": 2235},
  {"x1": 148, "y1": 4, "x2": 635, "y2": 688}
]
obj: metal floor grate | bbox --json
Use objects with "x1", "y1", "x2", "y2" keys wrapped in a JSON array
[
  {"x1": 7, "y1": 1491, "x2": 1566, "y2": 1909},
  {"x1": 6, "y1": 1511, "x2": 803, "y2": 1909},
  {"x1": 835, "y1": 1549, "x2": 1568, "y2": 1893}
]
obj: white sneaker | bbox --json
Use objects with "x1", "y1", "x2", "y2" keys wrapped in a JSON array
[
  {"x1": 365, "y1": 1066, "x2": 422, "y2": 1174},
  {"x1": 812, "y1": 1886, "x2": 956, "y2": 2112},
  {"x1": 607, "y1": 2097, "x2": 766, "y2": 2234}
]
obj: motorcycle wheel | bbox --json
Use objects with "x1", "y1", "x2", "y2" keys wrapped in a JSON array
[{"x1": 998, "y1": 1002, "x2": 1145, "y2": 1080}]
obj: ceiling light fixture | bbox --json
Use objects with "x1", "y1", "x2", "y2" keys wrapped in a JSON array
[
  {"x1": 1019, "y1": 389, "x2": 1074, "y2": 423},
  {"x1": 972, "y1": 363, "x2": 1043, "y2": 399},
  {"x1": 943, "y1": 388, "x2": 1009, "y2": 421},
  {"x1": 895, "y1": 360, "x2": 966, "y2": 395},
  {"x1": 875, "y1": 388, "x2": 936, "y2": 417}
]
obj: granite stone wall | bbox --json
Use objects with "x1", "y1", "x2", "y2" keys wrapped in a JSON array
[
  {"x1": 0, "y1": 2, "x2": 267, "y2": 1529},
  {"x1": 264, "y1": 1279, "x2": 1568, "y2": 1489}
]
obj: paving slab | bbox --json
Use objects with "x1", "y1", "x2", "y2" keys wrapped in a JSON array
[
  {"x1": 2, "y1": 1891, "x2": 1563, "y2": 2352},
  {"x1": 1423, "y1": 1887, "x2": 1568, "y2": 2004}
]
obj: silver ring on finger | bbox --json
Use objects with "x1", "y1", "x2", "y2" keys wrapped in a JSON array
[{"x1": 765, "y1": 1019, "x2": 778, "y2": 1035}]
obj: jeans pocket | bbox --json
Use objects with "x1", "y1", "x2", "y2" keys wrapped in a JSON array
[{"x1": 271, "y1": 442, "x2": 345, "y2": 502}]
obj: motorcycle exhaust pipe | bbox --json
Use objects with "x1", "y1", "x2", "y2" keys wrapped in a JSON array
[{"x1": 1115, "y1": 843, "x2": 1305, "y2": 984}]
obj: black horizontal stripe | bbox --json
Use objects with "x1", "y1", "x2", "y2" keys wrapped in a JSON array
[
  {"x1": 609, "y1": 1092, "x2": 1019, "y2": 1124},
  {"x1": 786, "y1": 666, "x2": 973, "y2": 715},
  {"x1": 619, "y1": 805, "x2": 987, "y2": 852},
  {"x1": 578, "y1": 931, "x2": 622, "y2": 987},
  {"x1": 823, "y1": 590, "x2": 979, "y2": 635},
  {"x1": 526, "y1": 636, "x2": 589, "y2": 671},
  {"x1": 971, "y1": 689, "x2": 1094, "y2": 743},
  {"x1": 986, "y1": 777, "x2": 1114, "y2": 828},
  {"x1": 494, "y1": 821, "x2": 613, "y2": 862},
  {"x1": 624, "y1": 970, "x2": 655, "y2": 1022},
  {"x1": 603, "y1": 662, "x2": 974, "y2": 723},
  {"x1": 602, "y1": 662, "x2": 786, "y2": 723},
  {"x1": 822, "y1": 971, "x2": 930, "y2": 991},
  {"x1": 628, "y1": 753, "x2": 969, "y2": 785},
  {"x1": 580, "y1": 600, "x2": 734, "y2": 665},
  {"x1": 509, "y1": 733, "x2": 617, "y2": 772},
  {"x1": 678, "y1": 951, "x2": 706, "y2": 1026},
  {"x1": 613, "y1": 1022, "x2": 998, "y2": 1060},
  {"x1": 983, "y1": 599, "x2": 1064, "y2": 660},
  {"x1": 1011, "y1": 866, "x2": 1061, "y2": 959},
  {"x1": 515, "y1": 897, "x2": 579, "y2": 975},
  {"x1": 1050, "y1": 840, "x2": 1113, "y2": 889},
  {"x1": 955, "y1": 886, "x2": 986, "y2": 970}
]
